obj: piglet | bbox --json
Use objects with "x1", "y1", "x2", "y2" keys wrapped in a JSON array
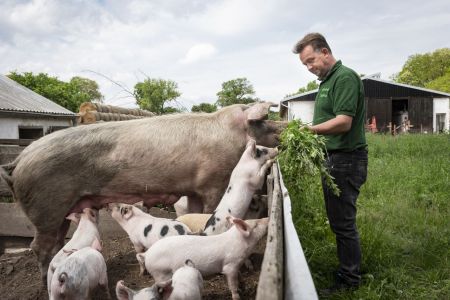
[
  {"x1": 202, "y1": 139, "x2": 276, "y2": 235},
  {"x1": 49, "y1": 238, "x2": 110, "y2": 300},
  {"x1": 164, "y1": 259, "x2": 203, "y2": 300},
  {"x1": 137, "y1": 217, "x2": 269, "y2": 300},
  {"x1": 47, "y1": 208, "x2": 100, "y2": 295},
  {"x1": 108, "y1": 203, "x2": 191, "y2": 275},
  {"x1": 115, "y1": 280, "x2": 165, "y2": 300},
  {"x1": 116, "y1": 259, "x2": 203, "y2": 300}
]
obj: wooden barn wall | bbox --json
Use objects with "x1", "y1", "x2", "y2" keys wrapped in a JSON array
[{"x1": 408, "y1": 97, "x2": 433, "y2": 132}]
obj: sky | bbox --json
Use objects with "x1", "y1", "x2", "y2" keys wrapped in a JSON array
[{"x1": 1, "y1": 0, "x2": 449, "y2": 111}]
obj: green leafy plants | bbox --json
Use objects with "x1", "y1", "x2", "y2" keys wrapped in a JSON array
[{"x1": 278, "y1": 119, "x2": 339, "y2": 196}]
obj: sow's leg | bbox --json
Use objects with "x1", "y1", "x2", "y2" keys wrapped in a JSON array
[
  {"x1": 31, "y1": 230, "x2": 58, "y2": 285},
  {"x1": 53, "y1": 218, "x2": 71, "y2": 254}
]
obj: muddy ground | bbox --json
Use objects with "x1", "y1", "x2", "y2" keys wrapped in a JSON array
[{"x1": 0, "y1": 207, "x2": 265, "y2": 300}]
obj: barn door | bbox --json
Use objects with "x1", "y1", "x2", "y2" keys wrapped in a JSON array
[
  {"x1": 367, "y1": 98, "x2": 391, "y2": 132},
  {"x1": 409, "y1": 97, "x2": 433, "y2": 133}
]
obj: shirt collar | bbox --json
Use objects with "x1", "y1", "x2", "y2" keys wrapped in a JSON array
[{"x1": 319, "y1": 60, "x2": 342, "y2": 82}]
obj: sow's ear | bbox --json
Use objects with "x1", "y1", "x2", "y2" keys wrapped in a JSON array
[{"x1": 246, "y1": 102, "x2": 277, "y2": 121}]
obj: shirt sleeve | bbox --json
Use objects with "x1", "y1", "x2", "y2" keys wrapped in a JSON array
[{"x1": 332, "y1": 75, "x2": 359, "y2": 117}]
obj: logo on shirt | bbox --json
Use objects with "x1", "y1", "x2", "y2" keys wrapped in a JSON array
[{"x1": 318, "y1": 88, "x2": 329, "y2": 99}]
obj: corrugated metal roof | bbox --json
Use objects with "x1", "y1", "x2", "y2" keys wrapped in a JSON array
[{"x1": 0, "y1": 74, "x2": 75, "y2": 115}]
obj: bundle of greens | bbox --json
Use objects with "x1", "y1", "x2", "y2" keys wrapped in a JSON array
[{"x1": 278, "y1": 120, "x2": 339, "y2": 196}]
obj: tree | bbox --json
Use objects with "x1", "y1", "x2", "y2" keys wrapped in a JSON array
[
  {"x1": 7, "y1": 71, "x2": 103, "y2": 112},
  {"x1": 191, "y1": 102, "x2": 217, "y2": 113},
  {"x1": 392, "y1": 48, "x2": 450, "y2": 93},
  {"x1": 134, "y1": 78, "x2": 181, "y2": 115},
  {"x1": 69, "y1": 76, "x2": 103, "y2": 104},
  {"x1": 297, "y1": 80, "x2": 319, "y2": 94},
  {"x1": 216, "y1": 77, "x2": 258, "y2": 107},
  {"x1": 163, "y1": 106, "x2": 182, "y2": 114}
]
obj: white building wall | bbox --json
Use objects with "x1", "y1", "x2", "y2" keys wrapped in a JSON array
[
  {"x1": 288, "y1": 101, "x2": 315, "y2": 124},
  {"x1": 432, "y1": 98, "x2": 450, "y2": 132},
  {"x1": 0, "y1": 116, "x2": 73, "y2": 139}
]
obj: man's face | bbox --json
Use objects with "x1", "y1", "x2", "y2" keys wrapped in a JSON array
[{"x1": 299, "y1": 45, "x2": 330, "y2": 79}]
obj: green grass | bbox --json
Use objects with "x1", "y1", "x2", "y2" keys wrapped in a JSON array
[{"x1": 281, "y1": 134, "x2": 450, "y2": 299}]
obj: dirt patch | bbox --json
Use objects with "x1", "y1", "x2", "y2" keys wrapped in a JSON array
[{"x1": 0, "y1": 208, "x2": 265, "y2": 300}]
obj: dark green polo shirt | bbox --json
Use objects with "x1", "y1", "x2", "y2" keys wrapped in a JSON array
[{"x1": 312, "y1": 60, "x2": 367, "y2": 151}]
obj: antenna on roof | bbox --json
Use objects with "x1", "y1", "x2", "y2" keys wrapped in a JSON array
[{"x1": 362, "y1": 73, "x2": 381, "y2": 79}]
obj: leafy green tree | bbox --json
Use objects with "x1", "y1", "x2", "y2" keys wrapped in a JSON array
[
  {"x1": 392, "y1": 48, "x2": 450, "y2": 93},
  {"x1": 134, "y1": 78, "x2": 181, "y2": 115},
  {"x1": 285, "y1": 80, "x2": 319, "y2": 98},
  {"x1": 297, "y1": 80, "x2": 319, "y2": 94},
  {"x1": 216, "y1": 77, "x2": 258, "y2": 107},
  {"x1": 69, "y1": 76, "x2": 103, "y2": 104},
  {"x1": 7, "y1": 71, "x2": 103, "y2": 112},
  {"x1": 163, "y1": 106, "x2": 182, "y2": 114},
  {"x1": 426, "y1": 72, "x2": 450, "y2": 93},
  {"x1": 191, "y1": 102, "x2": 217, "y2": 113}
]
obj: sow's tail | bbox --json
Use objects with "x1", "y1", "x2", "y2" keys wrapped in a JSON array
[{"x1": 0, "y1": 162, "x2": 16, "y2": 197}]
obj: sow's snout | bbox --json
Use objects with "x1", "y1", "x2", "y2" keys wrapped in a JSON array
[{"x1": 249, "y1": 120, "x2": 288, "y2": 148}]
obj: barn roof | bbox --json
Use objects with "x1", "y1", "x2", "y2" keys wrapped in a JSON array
[
  {"x1": 280, "y1": 76, "x2": 450, "y2": 117},
  {"x1": 0, "y1": 74, "x2": 75, "y2": 116}
]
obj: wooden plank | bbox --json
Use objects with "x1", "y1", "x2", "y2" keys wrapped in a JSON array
[
  {"x1": 0, "y1": 203, "x2": 35, "y2": 237},
  {"x1": 256, "y1": 163, "x2": 284, "y2": 300},
  {"x1": 0, "y1": 139, "x2": 33, "y2": 146},
  {"x1": 0, "y1": 203, "x2": 175, "y2": 239}
]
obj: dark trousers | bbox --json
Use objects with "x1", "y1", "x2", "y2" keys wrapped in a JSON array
[{"x1": 322, "y1": 149, "x2": 368, "y2": 285}]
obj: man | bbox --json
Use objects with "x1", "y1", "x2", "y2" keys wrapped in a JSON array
[{"x1": 292, "y1": 33, "x2": 368, "y2": 293}]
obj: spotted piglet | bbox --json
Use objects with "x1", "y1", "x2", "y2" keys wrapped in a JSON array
[
  {"x1": 108, "y1": 203, "x2": 191, "y2": 275},
  {"x1": 202, "y1": 139, "x2": 277, "y2": 235}
]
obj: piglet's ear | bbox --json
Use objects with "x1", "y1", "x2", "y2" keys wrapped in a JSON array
[
  {"x1": 233, "y1": 218, "x2": 250, "y2": 237},
  {"x1": 157, "y1": 279, "x2": 173, "y2": 298},
  {"x1": 66, "y1": 213, "x2": 80, "y2": 224},
  {"x1": 116, "y1": 280, "x2": 132, "y2": 300},
  {"x1": 245, "y1": 139, "x2": 257, "y2": 156},
  {"x1": 245, "y1": 102, "x2": 276, "y2": 121},
  {"x1": 185, "y1": 259, "x2": 195, "y2": 268}
]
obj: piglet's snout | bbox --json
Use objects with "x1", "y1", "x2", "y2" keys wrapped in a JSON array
[{"x1": 269, "y1": 147, "x2": 278, "y2": 159}]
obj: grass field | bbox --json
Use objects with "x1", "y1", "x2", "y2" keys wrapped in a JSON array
[{"x1": 282, "y1": 134, "x2": 450, "y2": 299}]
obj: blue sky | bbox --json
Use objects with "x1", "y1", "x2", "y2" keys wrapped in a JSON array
[{"x1": 1, "y1": 0, "x2": 449, "y2": 110}]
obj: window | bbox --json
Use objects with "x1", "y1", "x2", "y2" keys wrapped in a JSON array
[
  {"x1": 18, "y1": 126, "x2": 44, "y2": 139},
  {"x1": 436, "y1": 113, "x2": 446, "y2": 133}
]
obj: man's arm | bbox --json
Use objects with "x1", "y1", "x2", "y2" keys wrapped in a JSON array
[{"x1": 309, "y1": 114, "x2": 353, "y2": 135}]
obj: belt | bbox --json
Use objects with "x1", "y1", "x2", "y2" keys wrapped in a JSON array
[{"x1": 326, "y1": 146, "x2": 367, "y2": 155}]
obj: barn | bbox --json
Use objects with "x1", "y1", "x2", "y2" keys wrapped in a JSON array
[
  {"x1": 280, "y1": 74, "x2": 450, "y2": 133},
  {"x1": 0, "y1": 74, "x2": 76, "y2": 147}
]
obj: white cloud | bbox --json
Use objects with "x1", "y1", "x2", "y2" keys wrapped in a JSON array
[
  {"x1": 180, "y1": 43, "x2": 217, "y2": 64},
  {"x1": 0, "y1": 0, "x2": 449, "y2": 110}
]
